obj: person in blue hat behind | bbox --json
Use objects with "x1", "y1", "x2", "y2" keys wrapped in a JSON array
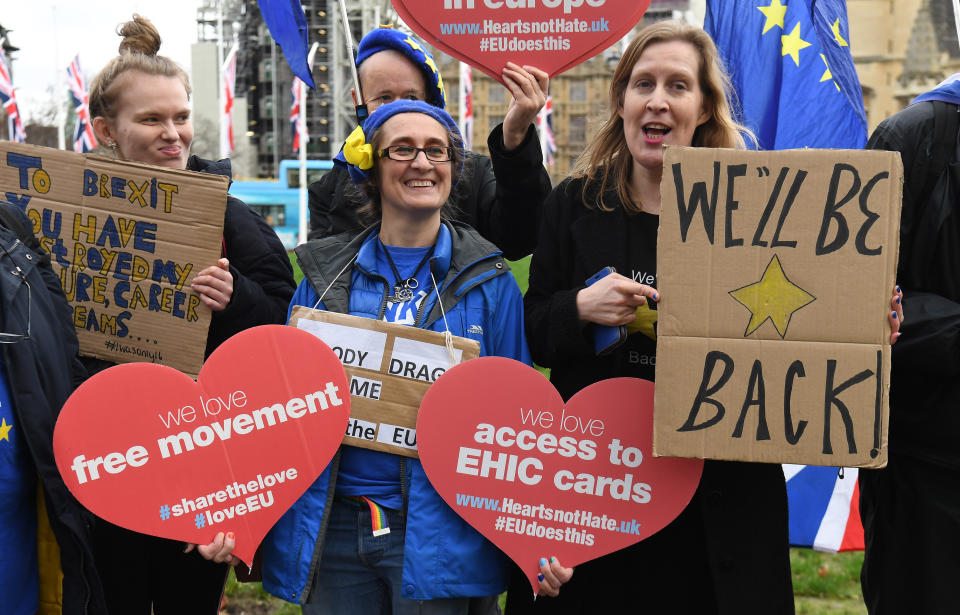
[
  {"x1": 260, "y1": 100, "x2": 566, "y2": 613},
  {"x1": 308, "y1": 26, "x2": 551, "y2": 261}
]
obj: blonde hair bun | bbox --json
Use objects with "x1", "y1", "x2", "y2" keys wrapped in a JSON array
[{"x1": 117, "y1": 14, "x2": 162, "y2": 56}]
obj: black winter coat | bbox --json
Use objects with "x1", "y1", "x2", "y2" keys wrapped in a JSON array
[
  {"x1": 866, "y1": 103, "x2": 960, "y2": 469},
  {"x1": 508, "y1": 176, "x2": 794, "y2": 615},
  {"x1": 186, "y1": 156, "x2": 296, "y2": 356},
  {"x1": 307, "y1": 124, "x2": 549, "y2": 260},
  {"x1": 0, "y1": 206, "x2": 108, "y2": 614}
]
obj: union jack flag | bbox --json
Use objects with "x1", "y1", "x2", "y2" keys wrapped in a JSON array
[
  {"x1": 537, "y1": 95, "x2": 556, "y2": 167},
  {"x1": 290, "y1": 77, "x2": 308, "y2": 153},
  {"x1": 0, "y1": 48, "x2": 25, "y2": 143},
  {"x1": 784, "y1": 464, "x2": 864, "y2": 552},
  {"x1": 458, "y1": 62, "x2": 473, "y2": 151},
  {"x1": 220, "y1": 44, "x2": 237, "y2": 157},
  {"x1": 66, "y1": 55, "x2": 97, "y2": 152}
]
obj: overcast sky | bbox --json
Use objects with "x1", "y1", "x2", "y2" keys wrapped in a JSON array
[{"x1": 3, "y1": 0, "x2": 204, "y2": 122}]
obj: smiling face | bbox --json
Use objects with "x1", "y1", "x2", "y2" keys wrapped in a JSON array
[
  {"x1": 93, "y1": 71, "x2": 193, "y2": 169},
  {"x1": 374, "y1": 113, "x2": 452, "y2": 222},
  {"x1": 619, "y1": 40, "x2": 709, "y2": 176},
  {"x1": 356, "y1": 51, "x2": 428, "y2": 112}
]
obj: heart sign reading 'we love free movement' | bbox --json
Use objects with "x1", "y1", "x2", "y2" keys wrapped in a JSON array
[
  {"x1": 391, "y1": 0, "x2": 651, "y2": 83},
  {"x1": 417, "y1": 357, "x2": 703, "y2": 594},
  {"x1": 53, "y1": 325, "x2": 350, "y2": 566}
]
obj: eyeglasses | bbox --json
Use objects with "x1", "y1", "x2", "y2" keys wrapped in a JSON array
[
  {"x1": 378, "y1": 145, "x2": 454, "y2": 163},
  {"x1": 0, "y1": 265, "x2": 30, "y2": 344}
]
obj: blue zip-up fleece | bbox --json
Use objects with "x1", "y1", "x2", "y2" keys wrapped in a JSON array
[{"x1": 262, "y1": 220, "x2": 531, "y2": 604}]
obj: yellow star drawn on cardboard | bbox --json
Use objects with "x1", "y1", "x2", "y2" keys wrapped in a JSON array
[
  {"x1": 0, "y1": 417, "x2": 11, "y2": 442},
  {"x1": 729, "y1": 254, "x2": 815, "y2": 338},
  {"x1": 625, "y1": 302, "x2": 658, "y2": 341}
]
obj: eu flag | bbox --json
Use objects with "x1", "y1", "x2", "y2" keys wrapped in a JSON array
[
  {"x1": 705, "y1": 0, "x2": 867, "y2": 149},
  {"x1": 257, "y1": 0, "x2": 316, "y2": 88}
]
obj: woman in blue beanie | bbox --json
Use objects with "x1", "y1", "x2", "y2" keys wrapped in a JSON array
[{"x1": 260, "y1": 100, "x2": 546, "y2": 614}]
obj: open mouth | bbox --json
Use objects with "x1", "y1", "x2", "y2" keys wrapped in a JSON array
[
  {"x1": 405, "y1": 179, "x2": 435, "y2": 188},
  {"x1": 643, "y1": 124, "x2": 671, "y2": 139}
]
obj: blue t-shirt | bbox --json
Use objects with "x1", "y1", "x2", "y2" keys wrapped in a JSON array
[
  {"x1": 334, "y1": 241, "x2": 434, "y2": 510},
  {"x1": 0, "y1": 357, "x2": 39, "y2": 615}
]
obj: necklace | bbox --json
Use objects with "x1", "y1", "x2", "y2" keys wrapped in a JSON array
[{"x1": 381, "y1": 241, "x2": 434, "y2": 303}]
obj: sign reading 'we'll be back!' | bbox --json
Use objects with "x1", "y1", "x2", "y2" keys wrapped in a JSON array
[{"x1": 655, "y1": 147, "x2": 902, "y2": 469}]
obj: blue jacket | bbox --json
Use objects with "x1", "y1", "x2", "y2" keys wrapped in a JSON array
[{"x1": 262, "y1": 220, "x2": 531, "y2": 604}]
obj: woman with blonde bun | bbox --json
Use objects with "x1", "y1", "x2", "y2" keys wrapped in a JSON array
[{"x1": 87, "y1": 15, "x2": 295, "y2": 613}]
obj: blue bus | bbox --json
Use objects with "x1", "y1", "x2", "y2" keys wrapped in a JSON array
[{"x1": 228, "y1": 159, "x2": 334, "y2": 249}]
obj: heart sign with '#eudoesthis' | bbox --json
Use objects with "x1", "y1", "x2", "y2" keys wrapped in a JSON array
[
  {"x1": 416, "y1": 357, "x2": 703, "y2": 594},
  {"x1": 53, "y1": 325, "x2": 350, "y2": 566},
  {"x1": 391, "y1": 0, "x2": 651, "y2": 83}
]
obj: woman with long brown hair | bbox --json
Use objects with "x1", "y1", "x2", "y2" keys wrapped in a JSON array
[{"x1": 508, "y1": 20, "x2": 902, "y2": 613}]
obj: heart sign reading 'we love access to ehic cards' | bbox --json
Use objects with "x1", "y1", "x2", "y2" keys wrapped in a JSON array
[
  {"x1": 416, "y1": 357, "x2": 704, "y2": 595},
  {"x1": 391, "y1": 0, "x2": 651, "y2": 83},
  {"x1": 53, "y1": 325, "x2": 350, "y2": 566}
]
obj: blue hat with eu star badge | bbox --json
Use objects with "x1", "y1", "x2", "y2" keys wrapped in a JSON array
[{"x1": 355, "y1": 26, "x2": 447, "y2": 109}]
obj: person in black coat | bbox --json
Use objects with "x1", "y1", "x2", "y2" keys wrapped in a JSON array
[
  {"x1": 0, "y1": 201, "x2": 108, "y2": 615},
  {"x1": 859, "y1": 84, "x2": 960, "y2": 615},
  {"x1": 308, "y1": 27, "x2": 550, "y2": 261},
  {"x1": 85, "y1": 15, "x2": 295, "y2": 613}
]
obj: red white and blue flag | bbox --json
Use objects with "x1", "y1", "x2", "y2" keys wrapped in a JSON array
[
  {"x1": 66, "y1": 55, "x2": 97, "y2": 153},
  {"x1": 458, "y1": 62, "x2": 473, "y2": 151},
  {"x1": 784, "y1": 464, "x2": 864, "y2": 552},
  {"x1": 220, "y1": 44, "x2": 237, "y2": 158},
  {"x1": 290, "y1": 77, "x2": 307, "y2": 153},
  {"x1": 0, "y1": 48, "x2": 26, "y2": 143},
  {"x1": 537, "y1": 95, "x2": 556, "y2": 167}
]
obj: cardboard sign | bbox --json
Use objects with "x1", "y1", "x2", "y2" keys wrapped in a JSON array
[
  {"x1": 53, "y1": 325, "x2": 350, "y2": 565},
  {"x1": 0, "y1": 142, "x2": 227, "y2": 375},
  {"x1": 417, "y1": 357, "x2": 704, "y2": 594},
  {"x1": 654, "y1": 147, "x2": 902, "y2": 468},
  {"x1": 289, "y1": 306, "x2": 480, "y2": 458},
  {"x1": 391, "y1": 0, "x2": 650, "y2": 82}
]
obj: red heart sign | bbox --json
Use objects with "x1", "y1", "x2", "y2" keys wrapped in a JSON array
[
  {"x1": 53, "y1": 325, "x2": 350, "y2": 566},
  {"x1": 417, "y1": 357, "x2": 703, "y2": 594},
  {"x1": 392, "y1": 0, "x2": 651, "y2": 82}
]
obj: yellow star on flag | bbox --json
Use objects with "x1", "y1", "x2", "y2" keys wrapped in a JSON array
[
  {"x1": 781, "y1": 22, "x2": 812, "y2": 66},
  {"x1": 831, "y1": 18, "x2": 848, "y2": 46},
  {"x1": 0, "y1": 417, "x2": 11, "y2": 442},
  {"x1": 757, "y1": 0, "x2": 788, "y2": 34},
  {"x1": 819, "y1": 54, "x2": 841, "y2": 91},
  {"x1": 625, "y1": 302, "x2": 658, "y2": 341},
  {"x1": 729, "y1": 254, "x2": 816, "y2": 338}
]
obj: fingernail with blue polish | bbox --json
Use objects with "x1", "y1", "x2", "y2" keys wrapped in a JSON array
[
  {"x1": 892, "y1": 312, "x2": 898, "y2": 319},
  {"x1": 539, "y1": 557, "x2": 548, "y2": 567},
  {"x1": 896, "y1": 296, "x2": 900, "y2": 304},
  {"x1": 538, "y1": 573, "x2": 544, "y2": 582},
  {"x1": 550, "y1": 556, "x2": 556, "y2": 563},
  {"x1": 896, "y1": 285, "x2": 901, "y2": 293}
]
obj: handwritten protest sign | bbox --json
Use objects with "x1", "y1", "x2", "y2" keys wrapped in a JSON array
[
  {"x1": 0, "y1": 142, "x2": 227, "y2": 375},
  {"x1": 417, "y1": 357, "x2": 703, "y2": 594},
  {"x1": 654, "y1": 147, "x2": 902, "y2": 468},
  {"x1": 290, "y1": 306, "x2": 480, "y2": 458},
  {"x1": 53, "y1": 326, "x2": 350, "y2": 565},
  {"x1": 391, "y1": 0, "x2": 650, "y2": 83}
]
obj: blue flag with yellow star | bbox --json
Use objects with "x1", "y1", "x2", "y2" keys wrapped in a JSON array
[{"x1": 705, "y1": 0, "x2": 867, "y2": 150}]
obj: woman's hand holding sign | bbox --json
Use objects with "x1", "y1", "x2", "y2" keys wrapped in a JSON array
[
  {"x1": 501, "y1": 63, "x2": 549, "y2": 150},
  {"x1": 576, "y1": 272, "x2": 660, "y2": 327},
  {"x1": 186, "y1": 532, "x2": 240, "y2": 566},
  {"x1": 537, "y1": 556, "x2": 574, "y2": 597},
  {"x1": 191, "y1": 258, "x2": 235, "y2": 312},
  {"x1": 890, "y1": 285, "x2": 904, "y2": 344}
]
